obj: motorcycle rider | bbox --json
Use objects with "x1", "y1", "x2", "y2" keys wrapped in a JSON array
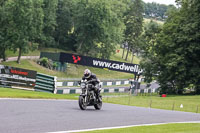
[{"x1": 82, "y1": 69, "x2": 101, "y2": 100}]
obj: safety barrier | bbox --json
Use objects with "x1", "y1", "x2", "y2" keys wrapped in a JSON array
[
  {"x1": 56, "y1": 80, "x2": 131, "y2": 87},
  {"x1": 56, "y1": 87, "x2": 158, "y2": 94},
  {"x1": 56, "y1": 87, "x2": 129, "y2": 94},
  {"x1": 34, "y1": 73, "x2": 57, "y2": 93}
]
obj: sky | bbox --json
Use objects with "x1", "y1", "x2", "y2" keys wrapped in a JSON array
[{"x1": 143, "y1": 0, "x2": 176, "y2": 6}]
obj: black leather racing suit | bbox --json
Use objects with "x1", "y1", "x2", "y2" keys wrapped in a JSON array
[{"x1": 82, "y1": 73, "x2": 100, "y2": 99}]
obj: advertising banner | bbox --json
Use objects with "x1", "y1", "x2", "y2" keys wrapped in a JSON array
[
  {"x1": 0, "y1": 65, "x2": 37, "y2": 88},
  {"x1": 59, "y1": 52, "x2": 143, "y2": 75}
]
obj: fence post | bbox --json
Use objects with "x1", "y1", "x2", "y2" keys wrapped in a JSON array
[
  {"x1": 149, "y1": 100, "x2": 152, "y2": 108},
  {"x1": 172, "y1": 101, "x2": 175, "y2": 111},
  {"x1": 128, "y1": 93, "x2": 131, "y2": 105},
  {"x1": 53, "y1": 76, "x2": 57, "y2": 94},
  {"x1": 196, "y1": 105, "x2": 199, "y2": 113}
]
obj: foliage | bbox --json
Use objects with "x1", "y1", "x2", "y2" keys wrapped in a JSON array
[
  {"x1": 139, "y1": 20, "x2": 162, "y2": 83},
  {"x1": 41, "y1": 0, "x2": 58, "y2": 47},
  {"x1": 74, "y1": 0, "x2": 125, "y2": 59},
  {"x1": 123, "y1": 0, "x2": 144, "y2": 61},
  {"x1": 55, "y1": 0, "x2": 77, "y2": 51},
  {"x1": 37, "y1": 57, "x2": 56, "y2": 70},
  {"x1": 4, "y1": 0, "x2": 44, "y2": 63},
  {"x1": 0, "y1": 0, "x2": 12, "y2": 61},
  {"x1": 143, "y1": 2, "x2": 176, "y2": 21},
  {"x1": 140, "y1": 0, "x2": 200, "y2": 94}
]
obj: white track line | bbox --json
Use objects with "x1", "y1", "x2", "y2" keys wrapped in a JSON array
[{"x1": 47, "y1": 121, "x2": 200, "y2": 133}]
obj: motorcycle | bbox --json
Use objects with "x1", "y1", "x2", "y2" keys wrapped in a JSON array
[{"x1": 78, "y1": 80, "x2": 102, "y2": 110}]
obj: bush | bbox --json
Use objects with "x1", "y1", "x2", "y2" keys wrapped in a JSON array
[
  {"x1": 37, "y1": 57, "x2": 56, "y2": 70},
  {"x1": 38, "y1": 57, "x2": 49, "y2": 67}
]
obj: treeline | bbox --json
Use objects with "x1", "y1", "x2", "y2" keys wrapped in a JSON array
[
  {"x1": 1, "y1": 0, "x2": 199, "y2": 95},
  {"x1": 140, "y1": 0, "x2": 200, "y2": 94},
  {"x1": 143, "y1": 2, "x2": 176, "y2": 21},
  {"x1": 0, "y1": 0, "x2": 143, "y2": 63}
]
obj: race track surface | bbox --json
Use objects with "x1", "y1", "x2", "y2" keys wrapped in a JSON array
[{"x1": 0, "y1": 98, "x2": 200, "y2": 133}]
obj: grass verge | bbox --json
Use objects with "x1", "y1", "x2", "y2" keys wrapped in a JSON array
[
  {"x1": 0, "y1": 87, "x2": 78, "y2": 100},
  {"x1": 1, "y1": 87, "x2": 199, "y2": 114},
  {"x1": 79, "y1": 123, "x2": 200, "y2": 133},
  {"x1": 103, "y1": 94, "x2": 200, "y2": 113}
]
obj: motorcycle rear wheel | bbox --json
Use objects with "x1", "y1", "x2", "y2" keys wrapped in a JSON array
[{"x1": 79, "y1": 96, "x2": 87, "y2": 110}]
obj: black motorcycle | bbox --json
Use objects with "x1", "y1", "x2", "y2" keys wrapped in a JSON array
[{"x1": 78, "y1": 80, "x2": 102, "y2": 110}]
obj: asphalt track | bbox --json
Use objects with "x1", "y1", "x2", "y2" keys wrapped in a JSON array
[{"x1": 0, "y1": 98, "x2": 200, "y2": 133}]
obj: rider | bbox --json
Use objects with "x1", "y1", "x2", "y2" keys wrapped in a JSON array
[{"x1": 82, "y1": 69, "x2": 100, "y2": 100}]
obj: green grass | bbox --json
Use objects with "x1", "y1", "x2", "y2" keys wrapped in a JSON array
[
  {"x1": 103, "y1": 94, "x2": 200, "y2": 113},
  {"x1": 144, "y1": 18, "x2": 164, "y2": 25},
  {"x1": 1, "y1": 60, "x2": 71, "y2": 78},
  {"x1": 2, "y1": 47, "x2": 139, "y2": 79},
  {"x1": 1, "y1": 86, "x2": 199, "y2": 114},
  {"x1": 80, "y1": 123, "x2": 200, "y2": 133},
  {"x1": 0, "y1": 87, "x2": 78, "y2": 99},
  {"x1": 1, "y1": 60, "x2": 134, "y2": 79},
  {"x1": 111, "y1": 46, "x2": 140, "y2": 64},
  {"x1": 1, "y1": 87, "x2": 199, "y2": 133},
  {"x1": 5, "y1": 48, "x2": 72, "y2": 57}
]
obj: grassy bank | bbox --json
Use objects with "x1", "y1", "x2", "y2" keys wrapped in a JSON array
[
  {"x1": 2, "y1": 47, "x2": 138, "y2": 79},
  {"x1": 5, "y1": 48, "x2": 72, "y2": 57},
  {"x1": 79, "y1": 123, "x2": 200, "y2": 133},
  {"x1": 103, "y1": 94, "x2": 200, "y2": 113},
  {"x1": 1, "y1": 60, "x2": 135, "y2": 79}
]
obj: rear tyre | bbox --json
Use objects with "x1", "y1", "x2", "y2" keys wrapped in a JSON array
[{"x1": 79, "y1": 96, "x2": 87, "y2": 110}]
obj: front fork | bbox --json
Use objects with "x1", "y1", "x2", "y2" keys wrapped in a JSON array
[{"x1": 84, "y1": 89, "x2": 88, "y2": 103}]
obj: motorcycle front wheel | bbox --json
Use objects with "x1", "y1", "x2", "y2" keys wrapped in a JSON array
[
  {"x1": 94, "y1": 96, "x2": 102, "y2": 110},
  {"x1": 79, "y1": 95, "x2": 87, "y2": 110}
]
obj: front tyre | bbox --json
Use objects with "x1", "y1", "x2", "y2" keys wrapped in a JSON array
[
  {"x1": 94, "y1": 96, "x2": 102, "y2": 110},
  {"x1": 79, "y1": 96, "x2": 87, "y2": 110}
]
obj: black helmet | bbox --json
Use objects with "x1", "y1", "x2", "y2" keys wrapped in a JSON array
[{"x1": 84, "y1": 69, "x2": 91, "y2": 78}]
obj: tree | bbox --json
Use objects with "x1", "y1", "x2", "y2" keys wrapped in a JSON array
[
  {"x1": 55, "y1": 0, "x2": 77, "y2": 51},
  {"x1": 31, "y1": 0, "x2": 44, "y2": 44},
  {"x1": 124, "y1": 0, "x2": 144, "y2": 61},
  {"x1": 139, "y1": 20, "x2": 162, "y2": 83},
  {"x1": 141, "y1": 0, "x2": 200, "y2": 94},
  {"x1": 74, "y1": 0, "x2": 125, "y2": 59},
  {"x1": 9, "y1": 0, "x2": 44, "y2": 63},
  {"x1": 0, "y1": 0, "x2": 12, "y2": 61},
  {"x1": 143, "y1": 2, "x2": 173, "y2": 20},
  {"x1": 41, "y1": 0, "x2": 58, "y2": 47}
]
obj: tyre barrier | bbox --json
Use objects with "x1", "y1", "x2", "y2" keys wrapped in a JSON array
[{"x1": 34, "y1": 73, "x2": 57, "y2": 93}]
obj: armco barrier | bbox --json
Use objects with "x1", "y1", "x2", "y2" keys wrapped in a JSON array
[
  {"x1": 56, "y1": 81, "x2": 159, "y2": 94},
  {"x1": 57, "y1": 80, "x2": 131, "y2": 87},
  {"x1": 56, "y1": 87, "x2": 130, "y2": 94},
  {"x1": 56, "y1": 87, "x2": 158, "y2": 94},
  {"x1": 34, "y1": 73, "x2": 57, "y2": 93}
]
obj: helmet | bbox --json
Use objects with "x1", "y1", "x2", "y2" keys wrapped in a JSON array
[{"x1": 84, "y1": 69, "x2": 91, "y2": 78}]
